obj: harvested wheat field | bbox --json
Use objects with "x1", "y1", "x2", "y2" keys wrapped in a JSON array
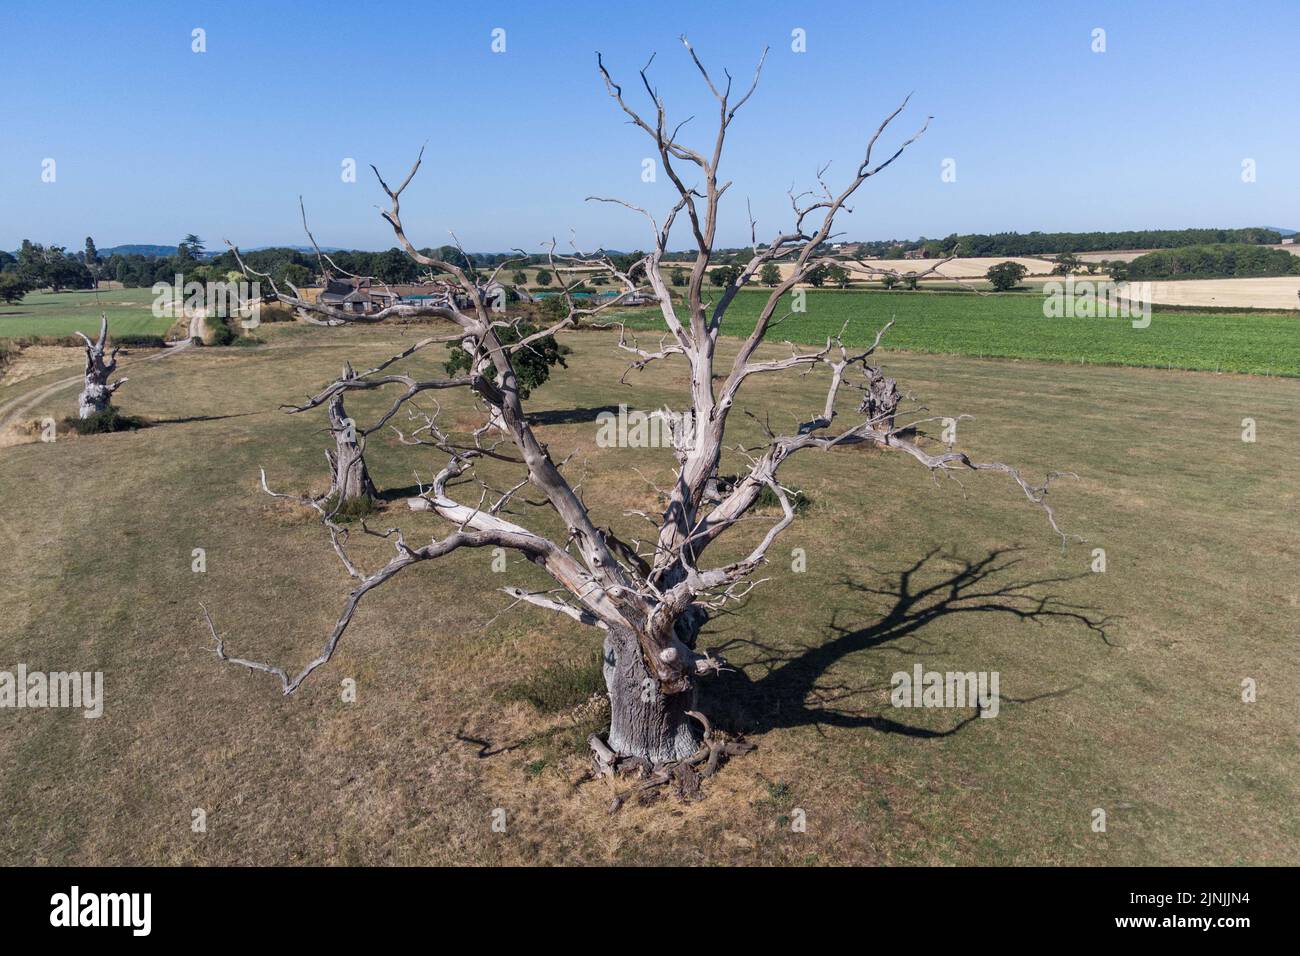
[{"x1": 1141, "y1": 276, "x2": 1300, "y2": 310}]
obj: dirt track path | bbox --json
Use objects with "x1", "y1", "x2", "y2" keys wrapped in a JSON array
[
  {"x1": 0, "y1": 321, "x2": 416, "y2": 432},
  {"x1": 0, "y1": 306, "x2": 212, "y2": 431},
  {"x1": 0, "y1": 339, "x2": 195, "y2": 430}
]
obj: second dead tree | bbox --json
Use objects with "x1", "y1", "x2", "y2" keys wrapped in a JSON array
[
  {"x1": 325, "y1": 361, "x2": 376, "y2": 503},
  {"x1": 75, "y1": 314, "x2": 127, "y2": 419}
]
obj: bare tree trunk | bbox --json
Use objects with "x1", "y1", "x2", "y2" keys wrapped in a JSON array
[
  {"x1": 79, "y1": 375, "x2": 112, "y2": 420},
  {"x1": 859, "y1": 365, "x2": 901, "y2": 436},
  {"x1": 326, "y1": 362, "x2": 376, "y2": 502},
  {"x1": 76, "y1": 314, "x2": 126, "y2": 419},
  {"x1": 602, "y1": 606, "x2": 711, "y2": 763},
  {"x1": 603, "y1": 625, "x2": 703, "y2": 763}
]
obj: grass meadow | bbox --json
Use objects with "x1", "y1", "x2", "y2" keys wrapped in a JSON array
[
  {"x1": 0, "y1": 320, "x2": 1296, "y2": 864},
  {"x1": 0, "y1": 288, "x2": 174, "y2": 339}
]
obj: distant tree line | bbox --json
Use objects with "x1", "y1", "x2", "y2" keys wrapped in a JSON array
[
  {"x1": 0, "y1": 241, "x2": 97, "y2": 298},
  {"x1": 8, "y1": 228, "x2": 1289, "y2": 301},
  {"x1": 853, "y1": 228, "x2": 1282, "y2": 259},
  {"x1": 0, "y1": 237, "x2": 634, "y2": 296},
  {"x1": 1123, "y1": 243, "x2": 1300, "y2": 280}
]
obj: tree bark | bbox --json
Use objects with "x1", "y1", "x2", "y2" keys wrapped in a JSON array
[
  {"x1": 603, "y1": 609, "x2": 708, "y2": 763},
  {"x1": 604, "y1": 627, "x2": 701, "y2": 763},
  {"x1": 859, "y1": 365, "x2": 900, "y2": 436},
  {"x1": 327, "y1": 362, "x2": 376, "y2": 502},
  {"x1": 79, "y1": 374, "x2": 112, "y2": 419},
  {"x1": 77, "y1": 315, "x2": 124, "y2": 419}
]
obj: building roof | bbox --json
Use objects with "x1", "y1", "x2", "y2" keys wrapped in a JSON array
[{"x1": 320, "y1": 276, "x2": 376, "y2": 305}]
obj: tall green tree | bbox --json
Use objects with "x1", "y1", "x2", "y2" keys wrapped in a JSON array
[
  {"x1": 180, "y1": 234, "x2": 205, "y2": 260},
  {"x1": 443, "y1": 318, "x2": 568, "y2": 400},
  {"x1": 985, "y1": 261, "x2": 1028, "y2": 291},
  {"x1": 709, "y1": 264, "x2": 741, "y2": 287},
  {"x1": 0, "y1": 273, "x2": 31, "y2": 304},
  {"x1": 84, "y1": 237, "x2": 100, "y2": 287},
  {"x1": 1051, "y1": 252, "x2": 1081, "y2": 276}
]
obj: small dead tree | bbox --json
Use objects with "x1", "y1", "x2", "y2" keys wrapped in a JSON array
[
  {"x1": 75, "y1": 314, "x2": 127, "y2": 419},
  {"x1": 209, "y1": 39, "x2": 1078, "y2": 799},
  {"x1": 859, "y1": 365, "x2": 901, "y2": 436},
  {"x1": 324, "y1": 362, "x2": 377, "y2": 504}
]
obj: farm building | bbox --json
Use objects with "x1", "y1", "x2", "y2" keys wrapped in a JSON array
[{"x1": 317, "y1": 277, "x2": 395, "y2": 315}]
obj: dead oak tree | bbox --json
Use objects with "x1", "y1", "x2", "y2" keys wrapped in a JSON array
[
  {"x1": 324, "y1": 361, "x2": 377, "y2": 505},
  {"x1": 76, "y1": 313, "x2": 127, "y2": 419},
  {"x1": 209, "y1": 39, "x2": 1077, "y2": 793}
]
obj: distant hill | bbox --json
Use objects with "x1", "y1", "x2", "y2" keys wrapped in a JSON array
[
  {"x1": 1264, "y1": 227, "x2": 1297, "y2": 237},
  {"x1": 245, "y1": 245, "x2": 346, "y2": 253},
  {"x1": 94, "y1": 243, "x2": 346, "y2": 258}
]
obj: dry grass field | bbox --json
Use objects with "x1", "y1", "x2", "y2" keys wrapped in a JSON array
[
  {"x1": 1143, "y1": 276, "x2": 1300, "y2": 310},
  {"x1": 0, "y1": 320, "x2": 1296, "y2": 865}
]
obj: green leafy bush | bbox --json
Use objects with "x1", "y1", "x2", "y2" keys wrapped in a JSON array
[
  {"x1": 320, "y1": 494, "x2": 378, "y2": 523},
  {"x1": 206, "y1": 315, "x2": 238, "y2": 346},
  {"x1": 444, "y1": 319, "x2": 568, "y2": 399},
  {"x1": 62, "y1": 407, "x2": 146, "y2": 434},
  {"x1": 110, "y1": 334, "x2": 167, "y2": 348},
  {"x1": 986, "y1": 261, "x2": 1028, "y2": 292},
  {"x1": 753, "y1": 484, "x2": 812, "y2": 514}
]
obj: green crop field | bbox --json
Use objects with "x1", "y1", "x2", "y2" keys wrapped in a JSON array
[
  {"x1": 0, "y1": 288, "x2": 174, "y2": 339},
  {"x1": 612, "y1": 289, "x2": 1300, "y2": 377}
]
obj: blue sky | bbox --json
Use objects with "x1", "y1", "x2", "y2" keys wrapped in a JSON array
[{"x1": 2, "y1": 0, "x2": 1297, "y2": 252}]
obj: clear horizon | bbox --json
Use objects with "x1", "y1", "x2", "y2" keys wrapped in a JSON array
[{"x1": 3, "y1": 0, "x2": 1297, "y2": 253}]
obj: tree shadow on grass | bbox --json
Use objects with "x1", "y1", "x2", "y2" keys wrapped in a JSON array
[
  {"x1": 148, "y1": 411, "x2": 258, "y2": 426},
  {"x1": 526, "y1": 405, "x2": 621, "y2": 426},
  {"x1": 703, "y1": 547, "x2": 1115, "y2": 740},
  {"x1": 380, "y1": 484, "x2": 425, "y2": 503}
]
